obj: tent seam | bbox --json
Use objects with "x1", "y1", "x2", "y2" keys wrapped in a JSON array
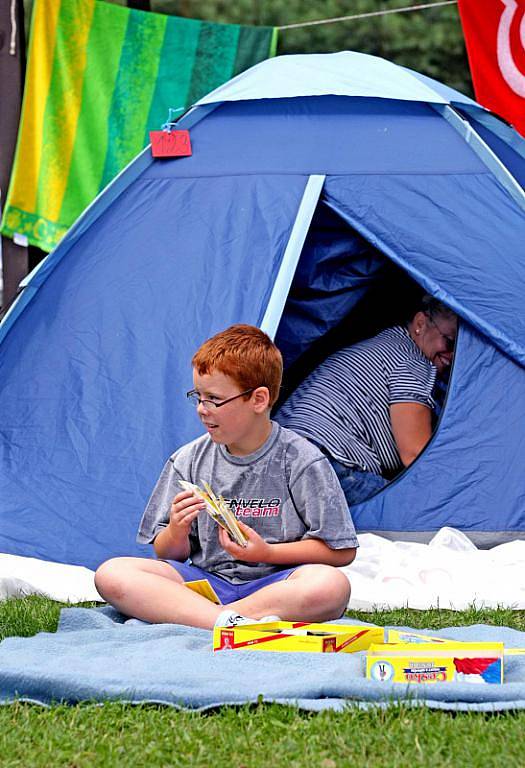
[{"x1": 140, "y1": 170, "x2": 492, "y2": 181}]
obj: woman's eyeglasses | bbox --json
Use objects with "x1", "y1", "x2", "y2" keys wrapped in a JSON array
[
  {"x1": 186, "y1": 388, "x2": 255, "y2": 409},
  {"x1": 426, "y1": 314, "x2": 456, "y2": 351}
]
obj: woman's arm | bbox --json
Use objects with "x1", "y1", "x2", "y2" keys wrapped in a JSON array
[{"x1": 390, "y1": 402, "x2": 432, "y2": 467}]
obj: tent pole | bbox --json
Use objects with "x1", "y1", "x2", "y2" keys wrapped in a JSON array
[{"x1": 260, "y1": 175, "x2": 325, "y2": 339}]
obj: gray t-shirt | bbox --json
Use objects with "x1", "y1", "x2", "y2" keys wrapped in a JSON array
[{"x1": 137, "y1": 421, "x2": 358, "y2": 583}]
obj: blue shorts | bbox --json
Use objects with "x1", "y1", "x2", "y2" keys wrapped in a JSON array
[{"x1": 166, "y1": 560, "x2": 297, "y2": 605}]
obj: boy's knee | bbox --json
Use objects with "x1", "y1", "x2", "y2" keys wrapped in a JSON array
[
  {"x1": 333, "y1": 570, "x2": 352, "y2": 614},
  {"x1": 321, "y1": 567, "x2": 351, "y2": 613},
  {"x1": 297, "y1": 565, "x2": 351, "y2": 616},
  {"x1": 94, "y1": 558, "x2": 127, "y2": 601}
]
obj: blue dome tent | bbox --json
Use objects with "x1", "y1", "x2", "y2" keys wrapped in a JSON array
[{"x1": 1, "y1": 52, "x2": 525, "y2": 569}]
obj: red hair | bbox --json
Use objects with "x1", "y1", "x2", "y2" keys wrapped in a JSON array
[{"x1": 192, "y1": 325, "x2": 283, "y2": 406}]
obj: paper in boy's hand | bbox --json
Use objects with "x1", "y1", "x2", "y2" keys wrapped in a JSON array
[{"x1": 179, "y1": 480, "x2": 248, "y2": 547}]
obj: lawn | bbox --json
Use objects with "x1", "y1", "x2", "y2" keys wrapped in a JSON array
[{"x1": 1, "y1": 597, "x2": 525, "y2": 768}]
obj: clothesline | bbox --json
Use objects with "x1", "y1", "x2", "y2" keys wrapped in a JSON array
[{"x1": 277, "y1": 1, "x2": 458, "y2": 31}]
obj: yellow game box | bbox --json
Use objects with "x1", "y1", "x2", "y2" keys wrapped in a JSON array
[
  {"x1": 385, "y1": 629, "x2": 448, "y2": 644},
  {"x1": 366, "y1": 641, "x2": 504, "y2": 684},
  {"x1": 385, "y1": 629, "x2": 525, "y2": 659},
  {"x1": 213, "y1": 622, "x2": 384, "y2": 653}
]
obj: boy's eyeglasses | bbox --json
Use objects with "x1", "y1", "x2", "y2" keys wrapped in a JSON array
[
  {"x1": 426, "y1": 314, "x2": 456, "y2": 351},
  {"x1": 186, "y1": 388, "x2": 255, "y2": 410}
]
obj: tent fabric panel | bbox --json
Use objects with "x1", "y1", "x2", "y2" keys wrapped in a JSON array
[
  {"x1": 145, "y1": 97, "x2": 487, "y2": 179},
  {"x1": 0, "y1": 145, "x2": 155, "y2": 346},
  {"x1": 324, "y1": 173, "x2": 525, "y2": 367},
  {"x1": 0, "y1": 174, "x2": 309, "y2": 569},
  {"x1": 351, "y1": 323, "x2": 525, "y2": 543}
]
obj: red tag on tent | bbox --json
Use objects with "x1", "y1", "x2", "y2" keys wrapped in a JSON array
[{"x1": 150, "y1": 130, "x2": 192, "y2": 157}]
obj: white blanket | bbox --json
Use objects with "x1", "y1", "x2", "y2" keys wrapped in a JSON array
[
  {"x1": 0, "y1": 553, "x2": 102, "y2": 603},
  {"x1": 2, "y1": 527, "x2": 525, "y2": 609},
  {"x1": 344, "y1": 527, "x2": 525, "y2": 610}
]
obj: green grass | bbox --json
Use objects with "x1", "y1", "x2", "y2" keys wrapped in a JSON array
[
  {"x1": 2, "y1": 598, "x2": 525, "y2": 767},
  {"x1": 2, "y1": 699, "x2": 525, "y2": 768}
]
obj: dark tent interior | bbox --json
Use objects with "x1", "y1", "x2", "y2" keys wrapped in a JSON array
[{"x1": 275, "y1": 199, "x2": 442, "y2": 413}]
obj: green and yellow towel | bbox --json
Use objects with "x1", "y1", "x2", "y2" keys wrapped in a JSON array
[{"x1": 2, "y1": 0, "x2": 277, "y2": 251}]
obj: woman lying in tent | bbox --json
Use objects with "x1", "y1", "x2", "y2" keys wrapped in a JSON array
[{"x1": 275, "y1": 295, "x2": 457, "y2": 506}]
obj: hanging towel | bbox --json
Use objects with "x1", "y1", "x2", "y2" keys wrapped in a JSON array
[{"x1": 1, "y1": 0, "x2": 277, "y2": 251}]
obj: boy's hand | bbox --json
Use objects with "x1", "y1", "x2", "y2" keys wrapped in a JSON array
[
  {"x1": 218, "y1": 521, "x2": 272, "y2": 562},
  {"x1": 169, "y1": 490, "x2": 205, "y2": 535}
]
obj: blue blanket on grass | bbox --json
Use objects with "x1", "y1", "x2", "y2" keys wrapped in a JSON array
[{"x1": 2, "y1": 608, "x2": 525, "y2": 712}]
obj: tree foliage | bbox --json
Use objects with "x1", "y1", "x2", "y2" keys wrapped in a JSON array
[{"x1": 163, "y1": 0, "x2": 473, "y2": 97}]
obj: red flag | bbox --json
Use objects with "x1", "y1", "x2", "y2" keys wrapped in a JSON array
[{"x1": 458, "y1": 0, "x2": 525, "y2": 135}]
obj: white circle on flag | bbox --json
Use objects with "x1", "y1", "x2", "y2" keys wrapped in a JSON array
[{"x1": 497, "y1": 0, "x2": 525, "y2": 96}]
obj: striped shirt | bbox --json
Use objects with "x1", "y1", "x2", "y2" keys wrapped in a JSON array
[{"x1": 275, "y1": 326, "x2": 437, "y2": 476}]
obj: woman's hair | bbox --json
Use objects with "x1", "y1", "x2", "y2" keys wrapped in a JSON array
[
  {"x1": 420, "y1": 294, "x2": 456, "y2": 322},
  {"x1": 192, "y1": 324, "x2": 283, "y2": 406}
]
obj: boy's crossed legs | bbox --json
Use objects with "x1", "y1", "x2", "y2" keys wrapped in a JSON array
[{"x1": 95, "y1": 557, "x2": 351, "y2": 630}]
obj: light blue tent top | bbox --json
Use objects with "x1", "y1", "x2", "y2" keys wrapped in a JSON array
[
  {"x1": 194, "y1": 51, "x2": 477, "y2": 106},
  {"x1": 1, "y1": 52, "x2": 525, "y2": 568}
]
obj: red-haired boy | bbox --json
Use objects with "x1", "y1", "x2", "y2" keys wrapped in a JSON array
[{"x1": 95, "y1": 325, "x2": 358, "y2": 629}]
